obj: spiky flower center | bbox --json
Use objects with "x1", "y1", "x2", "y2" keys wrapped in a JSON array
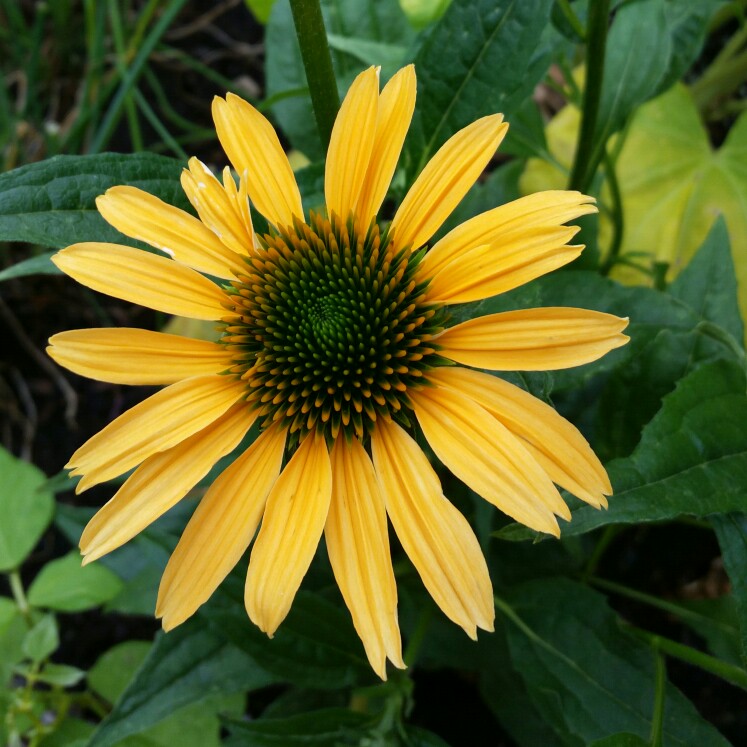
[{"x1": 222, "y1": 212, "x2": 447, "y2": 443}]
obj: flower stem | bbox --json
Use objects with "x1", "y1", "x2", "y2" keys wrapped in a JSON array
[
  {"x1": 600, "y1": 149, "x2": 624, "y2": 274},
  {"x1": 650, "y1": 646, "x2": 666, "y2": 747},
  {"x1": 568, "y1": 0, "x2": 610, "y2": 192},
  {"x1": 289, "y1": 0, "x2": 339, "y2": 150},
  {"x1": 9, "y1": 570, "x2": 32, "y2": 624}
]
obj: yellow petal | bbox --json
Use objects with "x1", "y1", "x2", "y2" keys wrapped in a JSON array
[
  {"x1": 52, "y1": 243, "x2": 227, "y2": 321},
  {"x1": 69, "y1": 374, "x2": 247, "y2": 491},
  {"x1": 422, "y1": 190, "x2": 597, "y2": 278},
  {"x1": 438, "y1": 308, "x2": 630, "y2": 370},
  {"x1": 47, "y1": 328, "x2": 231, "y2": 385},
  {"x1": 157, "y1": 424, "x2": 286, "y2": 630},
  {"x1": 371, "y1": 419, "x2": 494, "y2": 638},
  {"x1": 389, "y1": 115, "x2": 508, "y2": 252},
  {"x1": 422, "y1": 227, "x2": 583, "y2": 304},
  {"x1": 80, "y1": 403, "x2": 254, "y2": 563},
  {"x1": 97, "y1": 186, "x2": 242, "y2": 279},
  {"x1": 213, "y1": 93, "x2": 303, "y2": 228},
  {"x1": 430, "y1": 367, "x2": 611, "y2": 507},
  {"x1": 325, "y1": 67, "x2": 379, "y2": 222},
  {"x1": 356, "y1": 65, "x2": 416, "y2": 227},
  {"x1": 245, "y1": 432, "x2": 332, "y2": 636},
  {"x1": 410, "y1": 385, "x2": 566, "y2": 534},
  {"x1": 326, "y1": 437, "x2": 404, "y2": 679},
  {"x1": 180, "y1": 158, "x2": 255, "y2": 258}
]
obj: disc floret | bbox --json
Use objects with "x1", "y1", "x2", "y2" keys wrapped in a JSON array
[{"x1": 222, "y1": 212, "x2": 447, "y2": 443}]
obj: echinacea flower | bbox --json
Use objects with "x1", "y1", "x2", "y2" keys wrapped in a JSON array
[{"x1": 48, "y1": 65, "x2": 628, "y2": 680}]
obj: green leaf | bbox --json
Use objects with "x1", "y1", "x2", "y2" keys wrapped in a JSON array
[
  {"x1": 35, "y1": 662, "x2": 86, "y2": 687},
  {"x1": 405, "y1": 0, "x2": 555, "y2": 179},
  {"x1": 87, "y1": 619, "x2": 279, "y2": 747},
  {"x1": 209, "y1": 584, "x2": 372, "y2": 689},
  {"x1": 22, "y1": 614, "x2": 58, "y2": 662},
  {"x1": 27, "y1": 551, "x2": 123, "y2": 612},
  {"x1": 88, "y1": 641, "x2": 152, "y2": 703},
  {"x1": 499, "y1": 578, "x2": 730, "y2": 746},
  {"x1": 498, "y1": 360, "x2": 747, "y2": 541},
  {"x1": 674, "y1": 596, "x2": 743, "y2": 667},
  {"x1": 38, "y1": 718, "x2": 96, "y2": 747},
  {"x1": 399, "y1": 0, "x2": 452, "y2": 29},
  {"x1": 224, "y1": 708, "x2": 371, "y2": 746},
  {"x1": 589, "y1": 735, "x2": 649, "y2": 747},
  {"x1": 711, "y1": 514, "x2": 747, "y2": 667},
  {"x1": 0, "y1": 446, "x2": 54, "y2": 571},
  {"x1": 0, "y1": 251, "x2": 58, "y2": 282},
  {"x1": 0, "y1": 597, "x2": 26, "y2": 684},
  {"x1": 0, "y1": 153, "x2": 187, "y2": 250},
  {"x1": 244, "y1": 0, "x2": 276, "y2": 24},
  {"x1": 326, "y1": 34, "x2": 406, "y2": 71}
]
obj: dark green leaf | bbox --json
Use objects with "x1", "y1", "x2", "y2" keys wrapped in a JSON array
[
  {"x1": 89, "y1": 641, "x2": 152, "y2": 703},
  {"x1": 87, "y1": 619, "x2": 279, "y2": 747},
  {"x1": 589, "y1": 735, "x2": 649, "y2": 747},
  {"x1": 674, "y1": 595, "x2": 743, "y2": 667},
  {"x1": 22, "y1": 614, "x2": 58, "y2": 662},
  {"x1": 500, "y1": 578, "x2": 730, "y2": 746},
  {"x1": 405, "y1": 0, "x2": 554, "y2": 179},
  {"x1": 404, "y1": 726, "x2": 453, "y2": 747},
  {"x1": 0, "y1": 251, "x2": 58, "y2": 281},
  {"x1": 0, "y1": 446, "x2": 54, "y2": 571},
  {"x1": 0, "y1": 153, "x2": 187, "y2": 249}
]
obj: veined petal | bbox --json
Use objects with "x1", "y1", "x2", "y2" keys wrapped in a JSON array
[
  {"x1": 438, "y1": 308, "x2": 630, "y2": 370},
  {"x1": 52, "y1": 244, "x2": 227, "y2": 321},
  {"x1": 213, "y1": 93, "x2": 303, "y2": 228},
  {"x1": 47, "y1": 328, "x2": 231, "y2": 385},
  {"x1": 97, "y1": 186, "x2": 242, "y2": 279},
  {"x1": 430, "y1": 367, "x2": 611, "y2": 507},
  {"x1": 80, "y1": 403, "x2": 253, "y2": 563},
  {"x1": 371, "y1": 419, "x2": 494, "y2": 638},
  {"x1": 423, "y1": 190, "x2": 597, "y2": 276},
  {"x1": 326, "y1": 437, "x2": 403, "y2": 679},
  {"x1": 325, "y1": 67, "x2": 379, "y2": 222},
  {"x1": 180, "y1": 158, "x2": 255, "y2": 258},
  {"x1": 355, "y1": 65, "x2": 416, "y2": 226},
  {"x1": 69, "y1": 374, "x2": 247, "y2": 491},
  {"x1": 410, "y1": 385, "x2": 566, "y2": 534},
  {"x1": 245, "y1": 432, "x2": 332, "y2": 636},
  {"x1": 390, "y1": 115, "x2": 508, "y2": 252},
  {"x1": 157, "y1": 424, "x2": 286, "y2": 630},
  {"x1": 422, "y1": 227, "x2": 583, "y2": 304}
]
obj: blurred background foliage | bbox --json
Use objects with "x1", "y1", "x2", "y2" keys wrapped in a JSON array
[{"x1": 1, "y1": 0, "x2": 747, "y2": 745}]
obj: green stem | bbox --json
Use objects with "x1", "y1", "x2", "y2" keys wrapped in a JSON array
[
  {"x1": 289, "y1": 0, "x2": 340, "y2": 150},
  {"x1": 132, "y1": 87, "x2": 188, "y2": 159},
  {"x1": 8, "y1": 570, "x2": 31, "y2": 624},
  {"x1": 568, "y1": 0, "x2": 610, "y2": 192},
  {"x1": 696, "y1": 321, "x2": 747, "y2": 376},
  {"x1": 555, "y1": 0, "x2": 586, "y2": 41},
  {"x1": 650, "y1": 647, "x2": 665, "y2": 747},
  {"x1": 582, "y1": 525, "x2": 620, "y2": 579},
  {"x1": 600, "y1": 149, "x2": 624, "y2": 275}
]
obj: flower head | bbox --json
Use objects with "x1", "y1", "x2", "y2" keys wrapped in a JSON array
[{"x1": 48, "y1": 65, "x2": 628, "y2": 679}]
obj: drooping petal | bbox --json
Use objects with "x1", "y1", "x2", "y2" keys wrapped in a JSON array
[
  {"x1": 325, "y1": 67, "x2": 379, "y2": 222},
  {"x1": 180, "y1": 158, "x2": 255, "y2": 257},
  {"x1": 421, "y1": 227, "x2": 583, "y2": 304},
  {"x1": 371, "y1": 419, "x2": 494, "y2": 638},
  {"x1": 157, "y1": 425, "x2": 286, "y2": 630},
  {"x1": 355, "y1": 65, "x2": 416, "y2": 226},
  {"x1": 212, "y1": 93, "x2": 303, "y2": 228},
  {"x1": 422, "y1": 190, "x2": 597, "y2": 278},
  {"x1": 52, "y1": 244, "x2": 227, "y2": 321},
  {"x1": 47, "y1": 328, "x2": 231, "y2": 385},
  {"x1": 438, "y1": 308, "x2": 630, "y2": 370},
  {"x1": 326, "y1": 437, "x2": 403, "y2": 679},
  {"x1": 96, "y1": 186, "x2": 242, "y2": 279},
  {"x1": 410, "y1": 385, "x2": 566, "y2": 534},
  {"x1": 389, "y1": 115, "x2": 508, "y2": 252},
  {"x1": 79, "y1": 403, "x2": 254, "y2": 563},
  {"x1": 430, "y1": 367, "x2": 611, "y2": 507},
  {"x1": 245, "y1": 432, "x2": 332, "y2": 636},
  {"x1": 68, "y1": 374, "x2": 247, "y2": 491}
]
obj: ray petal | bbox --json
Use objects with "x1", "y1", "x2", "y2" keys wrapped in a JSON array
[
  {"x1": 157, "y1": 425, "x2": 286, "y2": 630},
  {"x1": 326, "y1": 437, "x2": 403, "y2": 679},
  {"x1": 371, "y1": 419, "x2": 494, "y2": 638},
  {"x1": 80, "y1": 403, "x2": 254, "y2": 563},
  {"x1": 389, "y1": 115, "x2": 508, "y2": 252},
  {"x1": 97, "y1": 186, "x2": 242, "y2": 278},
  {"x1": 52, "y1": 243, "x2": 227, "y2": 320},
  {"x1": 245, "y1": 432, "x2": 332, "y2": 636},
  {"x1": 438, "y1": 308, "x2": 630, "y2": 370},
  {"x1": 68, "y1": 374, "x2": 247, "y2": 491},
  {"x1": 47, "y1": 328, "x2": 231, "y2": 385}
]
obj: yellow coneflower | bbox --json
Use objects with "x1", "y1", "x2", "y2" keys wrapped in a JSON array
[{"x1": 48, "y1": 65, "x2": 628, "y2": 680}]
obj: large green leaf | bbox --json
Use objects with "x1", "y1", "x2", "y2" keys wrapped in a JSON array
[
  {"x1": 0, "y1": 153, "x2": 187, "y2": 252},
  {"x1": 0, "y1": 446, "x2": 54, "y2": 571},
  {"x1": 405, "y1": 0, "x2": 554, "y2": 179},
  {"x1": 87, "y1": 619, "x2": 279, "y2": 747},
  {"x1": 499, "y1": 578, "x2": 731, "y2": 746},
  {"x1": 0, "y1": 597, "x2": 26, "y2": 685},
  {"x1": 499, "y1": 359, "x2": 747, "y2": 541}
]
